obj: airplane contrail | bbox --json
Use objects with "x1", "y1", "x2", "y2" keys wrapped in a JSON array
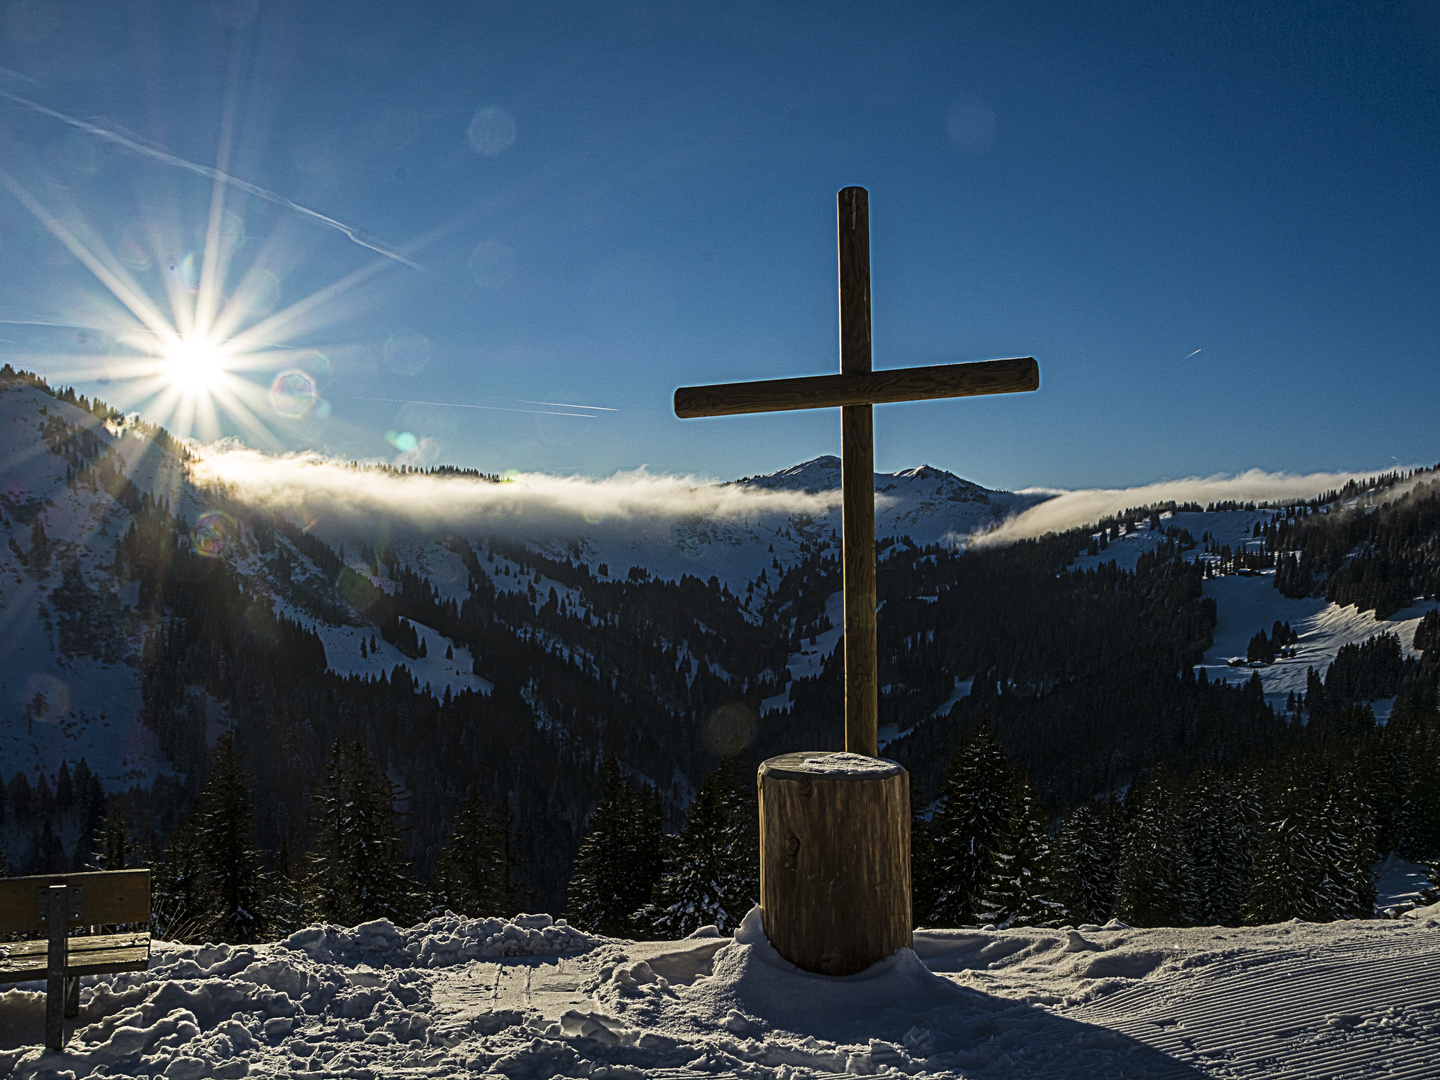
[
  {"x1": 1185, "y1": 348, "x2": 1202, "y2": 358},
  {"x1": 515, "y1": 398, "x2": 617, "y2": 412},
  {"x1": 355, "y1": 396, "x2": 598, "y2": 419},
  {"x1": 0, "y1": 89, "x2": 423, "y2": 271}
]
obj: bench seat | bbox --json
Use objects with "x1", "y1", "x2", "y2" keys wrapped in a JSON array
[{"x1": 0, "y1": 932, "x2": 151, "y2": 984}]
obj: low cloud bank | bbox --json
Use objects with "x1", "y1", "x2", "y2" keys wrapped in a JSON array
[
  {"x1": 193, "y1": 449, "x2": 1416, "y2": 550},
  {"x1": 189, "y1": 448, "x2": 842, "y2": 534},
  {"x1": 968, "y1": 466, "x2": 1413, "y2": 547}
]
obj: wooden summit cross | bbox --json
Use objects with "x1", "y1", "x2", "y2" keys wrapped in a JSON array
[
  {"x1": 675, "y1": 186, "x2": 1039, "y2": 757},
  {"x1": 674, "y1": 187, "x2": 1039, "y2": 976}
]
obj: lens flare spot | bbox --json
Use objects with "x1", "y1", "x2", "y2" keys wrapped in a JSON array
[
  {"x1": 269, "y1": 370, "x2": 319, "y2": 418},
  {"x1": 467, "y1": 106, "x2": 517, "y2": 156},
  {"x1": 385, "y1": 430, "x2": 418, "y2": 452},
  {"x1": 703, "y1": 701, "x2": 759, "y2": 756},
  {"x1": 177, "y1": 251, "x2": 200, "y2": 293},
  {"x1": 23, "y1": 674, "x2": 70, "y2": 724},
  {"x1": 383, "y1": 330, "x2": 430, "y2": 376},
  {"x1": 117, "y1": 226, "x2": 151, "y2": 270},
  {"x1": 191, "y1": 510, "x2": 236, "y2": 557},
  {"x1": 218, "y1": 209, "x2": 246, "y2": 251},
  {"x1": 468, "y1": 239, "x2": 517, "y2": 289}
]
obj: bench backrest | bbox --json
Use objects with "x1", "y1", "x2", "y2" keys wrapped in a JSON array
[{"x1": 0, "y1": 870, "x2": 150, "y2": 933}]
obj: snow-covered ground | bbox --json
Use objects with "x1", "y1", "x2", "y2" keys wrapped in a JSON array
[
  {"x1": 1375, "y1": 853, "x2": 1435, "y2": 915},
  {"x1": 1065, "y1": 505, "x2": 1440, "y2": 709},
  {"x1": 1194, "y1": 573, "x2": 1440, "y2": 704},
  {"x1": 4, "y1": 907, "x2": 1440, "y2": 1079},
  {"x1": 314, "y1": 618, "x2": 494, "y2": 697},
  {"x1": 761, "y1": 590, "x2": 845, "y2": 717}
]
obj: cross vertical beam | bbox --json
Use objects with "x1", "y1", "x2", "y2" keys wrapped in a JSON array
[
  {"x1": 838, "y1": 187, "x2": 877, "y2": 756},
  {"x1": 673, "y1": 186, "x2": 1040, "y2": 761}
]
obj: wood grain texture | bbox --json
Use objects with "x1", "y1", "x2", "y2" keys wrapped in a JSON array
[
  {"x1": 837, "y1": 186, "x2": 871, "y2": 377},
  {"x1": 1, "y1": 933, "x2": 151, "y2": 982},
  {"x1": 841, "y1": 403, "x2": 877, "y2": 756},
  {"x1": 758, "y1": 753, "x2": 911, "y2": 976},
  {"x1": 0, "y1": 870, "x2": 151, "y2": 933},
  {"x1": 0, "y1": 934, "x2": 151, "y2": 984},
  {"x1": 673, "y1": 356, "x2": 1039, "y2": 418}
]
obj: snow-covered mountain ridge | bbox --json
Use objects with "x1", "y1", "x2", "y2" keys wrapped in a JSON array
[
  {"x1": 5, "y1": 369, "x2": 1440, "y2": 914},
  {"x1": 0, "y1": 379, "x2": 1043, "y2": 793}
]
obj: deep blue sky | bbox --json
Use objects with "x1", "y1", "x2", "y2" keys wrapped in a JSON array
[{"x1": 1, "y1": 1, "x2": 1437, "y2": 490}]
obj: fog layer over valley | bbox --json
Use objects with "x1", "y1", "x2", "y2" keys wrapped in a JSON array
[{"x1": 4, "y1": 366, "x2": 1440, "y2": 930}]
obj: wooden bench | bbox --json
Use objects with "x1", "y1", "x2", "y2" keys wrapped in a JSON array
[{"x1": 0, "y1": 870, "x2": 151, "y2": 1051}]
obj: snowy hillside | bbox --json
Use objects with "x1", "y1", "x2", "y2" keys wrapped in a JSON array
[
  {"x1": 1068, "y1": 507, "x2": 1440, "y2": 713},
  {"x1": 3, "y1": 906, "x2": 1439, "y2": 1079},
  {"x1": 0, "y1": 381, "x2": 186, "y2": 790},
  {"x1": 0, "y1": 373, "x2": 1047, "y2": 795}
]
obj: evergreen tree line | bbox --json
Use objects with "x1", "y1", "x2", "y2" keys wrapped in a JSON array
[
  {"x1": 0, "y1": 758, "x2": 108, "y2": 876},
  {"x1": 93, "y1": 733, "x2": 527, "y2": 943},
  {"x1": 1265, "y1": 472, "x2": 1440, "y2": 617},
  {"x1": 1246, "y1": 620, "x2": 1298, "y2": 664},
  {"x1": 909, "y1": 694, "x2": 1440, "y2": 930},
  {"x1": 565, "y1": 754, "x2": 758, "y2": 938}
]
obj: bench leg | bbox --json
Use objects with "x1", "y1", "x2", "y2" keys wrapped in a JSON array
[
  {"x1": 64, "y1": 974, "x2": 79, "y2": 1018},
  {"x1": 44, "y1": 885, "x2": 68, "y2": 1052}
]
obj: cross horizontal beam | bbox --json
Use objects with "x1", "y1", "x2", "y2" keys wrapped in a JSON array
[{"x1": 673, "y1": 355, "x2": 1038, "y2": 419}]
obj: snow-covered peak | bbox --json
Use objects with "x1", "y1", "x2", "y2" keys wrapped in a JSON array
[
  {"x1": 732, "y1": 455, "x2": 1002, "y2": 503},
  {"x1": 731, "y1": 455, "x2": 841, "y2": 494}
]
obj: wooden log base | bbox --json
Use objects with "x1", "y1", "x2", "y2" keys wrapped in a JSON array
[{"x1": 758, "y1": 752, "x2": 911, "y2": 977}]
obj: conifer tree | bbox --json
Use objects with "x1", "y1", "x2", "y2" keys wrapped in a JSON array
[
  {"x1": 977, "y1": 769, "x2": 1060, "y2": 928},
  {"x1": 432, "y1": 788, "x2": 526, "y2": 918},
  {"x1": 308, "y1": 740, "x2": 418, "y2": 926},
  {"x1": 193, "y1": 732, "x2": 268, "y2": 942},
  {"x1": 267, "y1": 835, "x2": 312, "y2": 936},
  {"x1": 1243, "y1": 757, "x2": 1327, "y2": 924},
  {"x1": 1184, "y1": 768, "x2": 1260, "y2": 926},
  {"x1": 1050, "y1": 798, "x2": 1119, "y2": 925},
  {"x1": 1314, "y1": 772, "x2": 1377, "y2": 919},
  {"x1": 1115, "y1": 767, "x2": 1196, "y2": 927},
  {"x1": 148, "y1": 819, "x2": 207, "y2": 940},
  {"x1": 927, "y1": 721, "x2": 1012, "y2": 926},
  {"x1": 1399, "y1": 728, "x2": 1440, "y2": 860},
  {"x1": 1244, "y1": 754, "x2": 1377, "y2": 924},
  {"x1": 647, "y1": 755, "x2": 756, "y2": 936},
  {"x1": 95, "y1": 800, "x2": 130, "y2": 871},
  {"x1": 567, "y1": 754, "x2": 664, "y2": 937},
  {"x1": 910, "y1": 779, "x2": 940, "y2": 927}
]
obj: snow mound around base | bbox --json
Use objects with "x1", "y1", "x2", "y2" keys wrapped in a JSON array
[
  {"x1": 582, "y1": 907, "x2": 1191, "y2": 1076},
  {"x1": 0, "y1": 913, "x2": 599, "y2": 1080}
]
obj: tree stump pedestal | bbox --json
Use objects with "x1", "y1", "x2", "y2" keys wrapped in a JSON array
[{"x1": 757, "y1": 752, "x2": 911, "y2": 976}]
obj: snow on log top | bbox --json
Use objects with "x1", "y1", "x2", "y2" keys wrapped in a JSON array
[{"x1": 759, "y1": 751, "x2": 906, "y2": 780}]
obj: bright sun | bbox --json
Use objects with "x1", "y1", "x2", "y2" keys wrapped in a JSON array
[{"x1": 161, "y1": 336, "x2": 228, "y2": 396}]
